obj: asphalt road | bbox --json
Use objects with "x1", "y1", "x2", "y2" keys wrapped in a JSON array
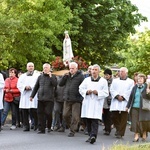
[{"x1": 0, "y1": 124, "x2": 149, "y2": 150}]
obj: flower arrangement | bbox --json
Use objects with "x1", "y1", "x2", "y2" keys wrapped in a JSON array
[
  {"x1": 71, "y1": 56, "x2": 89, "y2": 70},
  {"x1": 51, "y1": 56, "x2": 66, "y2": 71},
  {"x1": 51, "y1": 56, "x2": 88, "y2": 71}
]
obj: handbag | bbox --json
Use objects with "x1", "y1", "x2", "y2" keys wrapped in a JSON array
[
  {"x1": 142, "y1": 98, "x2": 150, "y2": 111},
  {"x1": 13, "y1": 96, "x2": 20, "y2": 105}
]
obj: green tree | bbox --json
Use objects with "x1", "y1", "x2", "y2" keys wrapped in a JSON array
[
  {"x1": 58, "y1": 0, "x2": 147, "y2": 66},
  {"x1": 119, "y1": 29, "x2": 150, "y2": 76},
  {"x1": 0, "y1": 0, "x2": 147, "y2": 71},
  {"x1": 0, "y1": 0, "x2": 72, "y2": 70}
]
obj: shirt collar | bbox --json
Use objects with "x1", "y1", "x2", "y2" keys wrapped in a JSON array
[
  {"x1": 137, "y1": 84, "x2": 144, "y2": 89},
  {"x1": 26, "y1": 71, "x2": 34, "y2": 76},
  {"x1": 120, "y1": 77, "x2": 127, "y2": 80},
  {"x1": 91, "y1": 76, "x2": 101, "y2": 82}
]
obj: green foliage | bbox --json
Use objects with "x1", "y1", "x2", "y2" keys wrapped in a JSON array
[
  {"x1": 119, "y1": 30, "x2": 150, "y2": 76},
  {"x1": 62, "y1": 0, "x2": 147, "y2": 66},
  {"x1": 0, "y1": 0, "x2": 72, "y2": 70},
  {"x1": 110, "y1": 143, "x2": 150, "y2": 150},
  {"x1": 0, "y1": 0, "x2": 147, "y2": 71}
]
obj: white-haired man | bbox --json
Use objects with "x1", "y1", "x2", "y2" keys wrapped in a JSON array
[
  {"x1": 17, "y1": 62, "x2": 40, "y2": 131},
  {"x1": 30, "y1": 63, "x2": 57, "y2": 134},
  {"x1": 59, "y1": 62, "x2": 84, "y2": 137},
  {"x1": 79, "y1": 64, "x2": 109, "y2": 144},
  {"x1": 110, "y1": 67, "x2": 134, "y2": 138}
]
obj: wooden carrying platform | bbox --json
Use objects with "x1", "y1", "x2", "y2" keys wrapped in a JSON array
[{"x1": 52, "y1": 70, "x2": 69, "y2": 76}]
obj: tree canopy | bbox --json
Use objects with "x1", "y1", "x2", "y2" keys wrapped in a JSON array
[
  {"x1": 119, "y1": 29, "x2": 150, "y2": 76},
  {"x1": 0, "y1": 0, "x2": 147, "y2": 71},
  {"x1": 62, "y1": 0, "x2": 147, "y2": 66},
  {"x1": 0, "y1": 0, "x2": 72, "y2": 70}
]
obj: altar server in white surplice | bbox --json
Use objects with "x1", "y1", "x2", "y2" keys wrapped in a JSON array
[
  {"x1": 110, "y1": 67, "x2": 134, "y2": 139},
  {"x1": 79, "y1": 64, "x2": 108, "y2": 144},
  {"x1": 17, "y1": 62, "x2": 40, "y2": 131}
]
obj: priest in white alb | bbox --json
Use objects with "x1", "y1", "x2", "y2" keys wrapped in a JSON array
[
  {"x1": 79, "y1": 64, "x2": 108, "y2": 144},
  {"x1": 110, "y1": 67, "x2": 134, "y2": 139},
  {"x1": 17, "y1": 62, "x2": 40, "y2": 131}
]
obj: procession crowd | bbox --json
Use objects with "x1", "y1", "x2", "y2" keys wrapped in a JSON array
[{"x1": 0, "y1": 62, "x2": 150, "y2": 144}]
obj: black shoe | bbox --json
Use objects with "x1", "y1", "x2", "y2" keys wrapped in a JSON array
[
  {"x1": 68, "y1": 132, "x2": 74, "y2": 137},
  {"x1": 104, "y1": 131, "x2": 110, "y2": 135},
  {"x1": 37, "y1": 131, "x2": 45, "y2": 134},
  {"x1": 17, "y1": 124, "x2": 21, "y2": 128},
  {"x1": 90, "y1": 136, "x2": 96, "y2": 144},
  {"x1": 23, "y1": 128, "x2": 30, "y2": 131},
  {"x1": 48, "y1": 128, "x2": 51, "y2": 133},
  {"x1": 31, "y1": 125, "x2": 34, "y2": 129},
  {"x1": 20, "y1": 124, "x2": 23, "y2": 128},
  {"x1": 34, "y1": 126, "x2": 38, "y2": 131},
  {"x1": 85, "y1": 138, "x2": 91, "y2": 142}
]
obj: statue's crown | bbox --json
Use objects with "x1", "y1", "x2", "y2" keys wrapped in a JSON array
[{"x1": 64, "y1": 31, "x2": 68, "y2": 34}]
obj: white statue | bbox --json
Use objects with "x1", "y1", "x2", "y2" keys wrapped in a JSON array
[{"x1": 63, "y1": 31, "x2": 74, "y2": 66}]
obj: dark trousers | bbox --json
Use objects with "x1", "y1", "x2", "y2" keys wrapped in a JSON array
[
  {"x1": 13, "y1": 102, "x2": 21, "y2": 126},
  {"x1": 87, "y1": 118, "x2": 99, "y2": 138},
  {"x1": 53, "y1": 101, "x2": 65, "y2": 128},
  {"x1": 103, "y1": 108, "x2": 112, "y2": 133},
  {"x1": 22, "y1": 108, "x2": 38, "y2": 129},
  {"x1": 19, "y1": 109, "x2": 24, "y2": 125},
  {"x1": 112, "y1": 111, "x2": 128, "y2": 136},
  {"x1": 63, "y1": 101, "x2": 81, "y2": 134},
  {"x1": 38, "y1": 101, "x2": 54, "y2": 131}
]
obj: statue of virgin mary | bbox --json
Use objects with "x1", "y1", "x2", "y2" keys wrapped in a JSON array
[{"x1": 63, "y1": 31, "x2": 74, "y2": 66}]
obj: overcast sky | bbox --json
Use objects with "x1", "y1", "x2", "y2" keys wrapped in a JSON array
[{"x1": 131, "y1": 0, "x2": 150, "y2": 31}]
